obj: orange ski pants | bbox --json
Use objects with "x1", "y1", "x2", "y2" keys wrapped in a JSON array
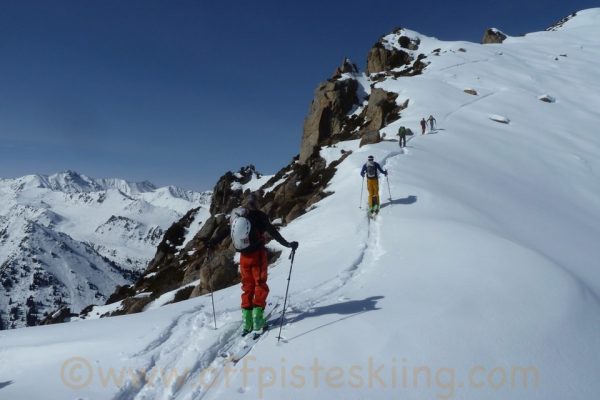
[{"x1": 240, "y1": 248, "x2": 269, "y2": 309}]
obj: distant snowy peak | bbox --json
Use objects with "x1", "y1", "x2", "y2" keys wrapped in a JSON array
[
  {"x1": 2, "y1": 171, "x2": 209, "y2": 203},
  {"x1": 2, "y1": 171, "x2": 145, "y2": 195},
  {"x1": 4, "y1": 170, "x2": 157, "y2": 195},
  {"x1": 149, "y1": 185, "x2": 210, "y2": 203}
]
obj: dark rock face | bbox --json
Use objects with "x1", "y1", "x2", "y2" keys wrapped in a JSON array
[
  {"x1": 366, "y1": 43, "x2": 412, "y2": 74},
  {"x1": 210, "y1": 166, "x2": 261, "y2": 215},
  {"x1": 464, "y1": 89, "x2": 478, "y2": 96},
  {"x1": 482, "y1": 28, "x2": 507, "y2": 44},
  {"x1": 398, "y1": 35, "x2": 420, "y2": 51},
  {"x1": 300, "y1": 79, "x2": 359, "y2": 163},
  {"x1": 358, "y1": 88, "x2": 401, "y2": 134}
]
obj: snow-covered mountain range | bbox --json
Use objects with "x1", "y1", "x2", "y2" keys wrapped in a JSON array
[
  {"x1": 0, "y1": 171, "x2": 211, "y2": 329},
  {"x1": 1, "y1": 8, "x2": 600, "y2": 400}
]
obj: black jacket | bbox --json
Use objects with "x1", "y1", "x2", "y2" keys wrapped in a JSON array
[{"x1": 242, "y1": 209, "x2": 290, "y2": 253}]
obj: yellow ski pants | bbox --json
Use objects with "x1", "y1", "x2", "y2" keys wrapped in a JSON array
[{"x1": 367, "y1": 178, "x2": 380, "y2": 208}]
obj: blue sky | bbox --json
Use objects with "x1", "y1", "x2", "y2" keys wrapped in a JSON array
[{"x1": 0, "y1": 0, "x2": 596, "y2": 191}]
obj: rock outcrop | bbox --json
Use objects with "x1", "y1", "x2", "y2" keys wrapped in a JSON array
[
  {"x1": 366, "y1": 42, "x2": 412, "y2": 74},
  {"x1": 482, "y1": 28, "x2": 507, "y2": 44},
  {"x1": 299, "y1": 79, "x2": 359, "y2": 163},
  {"x1": 331, "y1": 57, "x2": 359, "y2": 80},
  {"x1": 358, "y1": 88, "x2": 402, "y2": 133},
  {"x1": 359, "y1": 131, "x2": 381, "y2": 147}
]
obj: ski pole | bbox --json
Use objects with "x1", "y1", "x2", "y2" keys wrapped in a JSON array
[
  {"x1": 277, "y1": 249, "x2": 296, "y2": 343},
  {"x1": 206, "y1": 248, "x2": 217, "y2": 330},
  {"x1": 359, "y1": 176, "x2": 365, "y2": 209},
  {"x1": 386, "y1": 174, "x2": 392, "y2": 202}
]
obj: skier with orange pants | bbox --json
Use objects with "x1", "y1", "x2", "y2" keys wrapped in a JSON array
[
  {"x1": 230, "y1": 194, "x2": 298, "y2": 335},
  {"x1": 360, "y1": 155, "x2": 388, "y2": 214}
]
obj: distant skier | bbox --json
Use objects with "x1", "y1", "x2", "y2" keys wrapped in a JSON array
[
  {"x1": 230, "y1": 194, "x2": 298, "y2": 335},
  {"x1": 397, "y1": 126, "x2": 407, "y2": 148},
  {"x1": 428, "y1": 115, "x2": 437, "y2": 131},
  {"x1": 420, "y1": 118, "x2": 427, "y2": 135},
  {"x1": 360, "y1": 155, "x2": 388, "y2": 214}
]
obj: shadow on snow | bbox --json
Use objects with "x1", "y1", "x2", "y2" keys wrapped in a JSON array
[
  {"x1": 280, "y1": 296, "x2": 384, "y2": 342},
  {"x1": 381, "y1": 195, "x2": 417, "y2": 208}
]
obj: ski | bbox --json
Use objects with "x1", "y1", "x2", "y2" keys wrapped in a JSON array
[
  {"x1": 219, "y1": 303, "x2": 280, "y2": 363},
  {"x1": 230, "y1": 325, "x2": 272, "y2": 364}
]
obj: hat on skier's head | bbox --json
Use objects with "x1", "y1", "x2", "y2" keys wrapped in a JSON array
[
  {"x1": 367, "y1": 155, "x2": 374, "y2": 161},
  {"x1": 243, "y1": 193, "x2": 259, "y2": 210}
]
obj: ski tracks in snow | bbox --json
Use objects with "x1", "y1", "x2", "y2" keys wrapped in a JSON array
[
  {"x1": 278, "y1": 206, "x2": 387, "y2": 339},
  {"x1": 111, "y1": 304, "x2": 244, "y2": 400}
]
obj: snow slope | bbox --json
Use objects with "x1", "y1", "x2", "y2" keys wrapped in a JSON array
[
  {"x1": 0, "y1": 171, "x2": 211, "y2": 328},
  {"x1": 1, "y1": 9, "x2": 600, "y2": 400}
]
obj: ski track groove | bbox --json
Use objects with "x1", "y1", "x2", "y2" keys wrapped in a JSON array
[
  {"x1": 280, "y1": 209, "x2": 384, "y2": 334},
  {"x1": 111, "y1": 304, "x2": 242, "y2": 400},
  {"x1": 444, "y1": 91, "x2": 496, "y2": 121}
]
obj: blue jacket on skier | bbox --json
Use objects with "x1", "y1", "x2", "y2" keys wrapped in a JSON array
[
  {"x1": 360, "y1": 155, "x2": 387, "y2": 213},
  {"x1": 360, "y1": 159, "x2": 387, "y2": 179}
]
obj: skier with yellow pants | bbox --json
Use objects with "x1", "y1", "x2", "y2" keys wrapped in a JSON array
[{"x1": 360, "y1": 155, "x2": 388, "y2": 214}]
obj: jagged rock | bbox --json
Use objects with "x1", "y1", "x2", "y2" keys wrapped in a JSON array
[
  {"x1": 285, "y1": 204, "x2": 305, "y2": 224},
  {"x1": 209, "y1": 214, "x2": 229, "y2": 243},
  {"x1": 411, "y1": 54, "x2": 428, "y2": 75},
  {"x1": 482, "y1": 28, "x2": 507, "y2": 44},
  {"x1": 106, "y1": 284, "x2": 136, "y2": 304},
  {"x1": 173, "y1": 286, "x2": 194, "y2": 303},
  {"x1": 390, "y1": 54, "x2": 428, "y2": 77},
  {"x1": 359, "y1": 88, "x2": 400, "y2": 133},
  {"x1": 398, "y1": 35, "x2": 420, "y2": 50},
  {"x1": 196, "y1": 216, "x2": 217, "y2": 242},
  {"x1": 366, "y1": 42, "x2": 412, "y2": 74},
  {"x1": 300, "y1": 79, "x2": 359, "y2": 164},
  {"x1": 273, "y1": 175, "x2": 300, "y2": 205},
  {"x1": 198, "y1": 252, "x2": 238, "y2": 293},
  {"x1": 359, "y1": 131, "x2": 382, "y2": 147},
  {"x1": 119, "y1": 296, "x2": 152, "y2": 315},
  {"x1": 209, "y1": 166, "x2": 257, "y2": 215},
  {"x1": 331, "y1": 57, "x2": 359, "y2": 79},
  {"x1": 464, "y1": 88, "x2": 478, "y2": 96}
]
